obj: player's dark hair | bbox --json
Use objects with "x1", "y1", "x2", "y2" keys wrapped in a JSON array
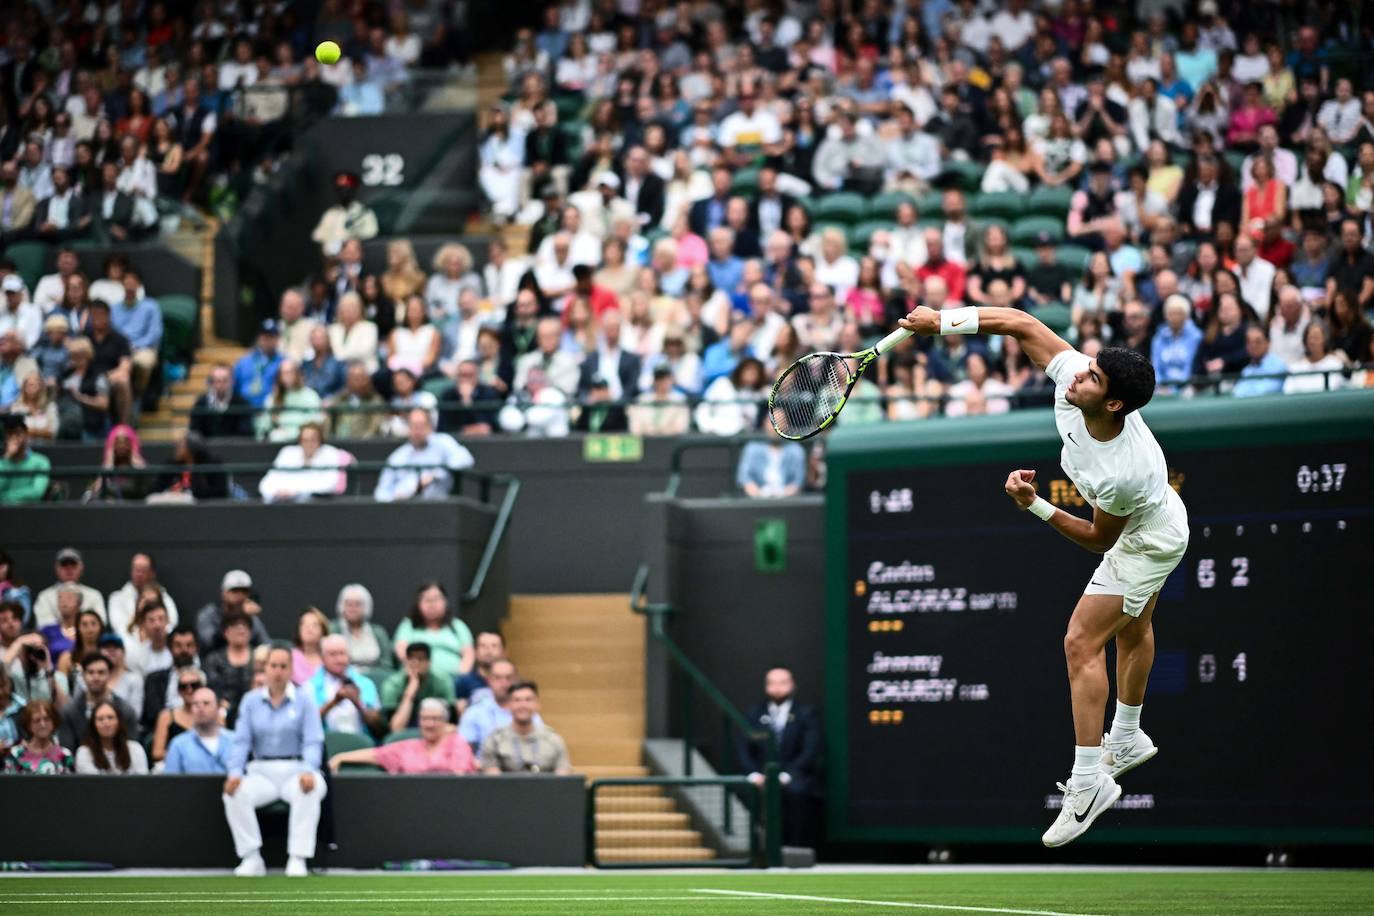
[{"x1": 1097, "y1": 347, "x2": 1156, "y2": 416}]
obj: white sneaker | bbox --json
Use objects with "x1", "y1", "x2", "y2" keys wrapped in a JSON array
[
  {"x1": 285, "y1": 856, "x2": 309, "y2": 877},
  {"x1": 1101, "y1": 730, "x2": 1158, "y2": 779},
  {"x1": 1041, "y1": 773, "x2": 1122, "y2": 848},
  {"x1": 234, "y1": 853, "x2": 266, "y2": 877}
]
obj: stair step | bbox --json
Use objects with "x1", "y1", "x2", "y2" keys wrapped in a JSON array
[
  {"x1": 568, "y1": 738, "x2": 642, "y2": 767},
  {"x1": 509, "y1": 636, "x2": 643, "y2": 656},
  {"x1": 595, "y1": 847, "x2": 715, "y2": 863},
  {"x1": 595, "y1": 812, "x2": 689, "y2": 830},
  {"x1": 596, "y1": 829, "x2": 703, "y2": 849},
  {"x1": 578, "y1": 765, "x2": 650, "y2": 779},
  {"x1": 509, "y1": 594, "x2": 631, "y2": 615},
  {"x1": 596, "y1": 796, "x2": 674, "y2": 813},
  {"x1": 536, "y1": 689, "x2": 641, "y2": 717},
  {"x1": 544, "y1": 712, "x2": 644, "y2": 739},
  {"x1": 167, "y1": 393, "x2": 199, "y2": 409},
  {"x1": 594, "y1": 783, "x2": 665, "y2": 797}
]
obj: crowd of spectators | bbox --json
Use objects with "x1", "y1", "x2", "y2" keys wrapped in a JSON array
[
  {"x1": 0, "y1": 546, "x2": 572, "y2": 780},
  {"x1": 0, "y1": 0, "x2": 457, "y2": 232}
]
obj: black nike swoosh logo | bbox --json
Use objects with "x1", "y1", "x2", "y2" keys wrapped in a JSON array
[
  {"x1": 1067, "y1": 432, "x2": 1078, "y2": 445},
  {"x1": 1074, "y1": 785, "x2": 1102, "y2": 823},
  {"x1": 1090, "y1": 580, "x2": 1104, "y2": 587}
]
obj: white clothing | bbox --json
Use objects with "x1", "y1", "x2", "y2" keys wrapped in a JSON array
[
  {"x1": 258, "y1": 444, "x2": 353, "y2": 502},
  {"x1": 33, "y1": 272, "x2": 69, "y2": 313},
  {"x1": 1283, "y1": 355, "x2": 1348, "y2": 394},
  {"x1": 814, "y1": 255, "x2": 859, "y2": 299},
  {"x1": 31, "y1": 583, "x2": 106, "y2": 629},
  {"x1": 222, "y1": 759, "x2": 327, "y2": 859},
  {"x1": 1235, "y1": 258, "x2": 1276, "y2": 321},
  {"x1": 718, "y1": 109, "x2": 782, "y2": 150},
  {"x1": 944, "y1": 378, "x2": 1014, "y2": 416},
  {"x1": 328, "y1": 321, "x2": 379, "y2": 372},
  {"x1": 693, "y1": 377, "x2": 758, "y2": 436},
  {"x1": 125, "y1": 640, "x2": 172, "y2": 678},
  {"x1": 0, "y1": 300, "x2": 42, "y2": 350},
  {"x1": 483, "y1": 259, "x2": 528, "y2": 308},
  {"x1": 388, "y1": 325, "x2": 438, "y2": 372},
  {"x1": 107, "y1": 583, "x2": 179, "y2": 638},
  {"x1": 1046, "y1": 349, "x2": 1189, "y2": 616},
  {"x1": 74, "y1": 741, "x2": 149, "y2": 774},
  {"x1": 1268, "y1": 314, "x2": 1310, "y2": 367}
]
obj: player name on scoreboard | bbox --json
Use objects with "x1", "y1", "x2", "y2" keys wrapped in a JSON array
[{"x1": 856, "y1": 561, "x2": 1020, "y2": 614}]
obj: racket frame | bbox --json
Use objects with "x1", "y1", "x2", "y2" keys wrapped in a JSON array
[{"x1": 767, "y1": 327, "x2": 914, "y2": 440}]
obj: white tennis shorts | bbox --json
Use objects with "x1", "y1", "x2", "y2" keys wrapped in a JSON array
[{"x1": 1083, "y1": 490, "x2": 1190, "y2": 618}]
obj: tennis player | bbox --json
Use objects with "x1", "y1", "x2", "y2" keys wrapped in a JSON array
[{"x1": 898, "y1": 302, "x2": 1189, "y2": 847}]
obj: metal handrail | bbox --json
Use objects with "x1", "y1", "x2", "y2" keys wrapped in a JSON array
[
  {"x1": 663, "y1": 436, "x2": 759, "y2": 499},
  {"x1": 461, "y1": 473, "x2": 518, "y2": 606},
  {"x1": 630, "y1": 562, "x2": 783, "y2": 867}
]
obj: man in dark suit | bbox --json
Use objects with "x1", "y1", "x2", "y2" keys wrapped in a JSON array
[
  {"x1": 748, "y1": 166, "x2": 796, "y2": 239},
  {"x1": 32, "y1": 166, "x2": 93, "y2": 242},
  {"x1": 576, "y1": 308, "x2": 641, "y2": 400},
  {"x1": 90, "y1": 161, "x2": 135, "y2": 242},
  {"x1": 618, "y1": 145, "x2": 665, "y2": 230},
  {"x1": 735, "y1": 667, "x2": 823, "y2": 848},
  {"x1": 688, "y1": 166, "x2": 733, "y2": 238},
  {"x1": 523, "y1": 101, "x2": 569, "y2": 200},
  {"x1": 141, "y1": 625, "x2": 201, "y2": 735},
  {"x1": 438, "y1": 359, "x2": 502, "y2": 435},
  {"x1": 190, "y1": 364, "x2": 256, "y2": 439},
  {"x1": 1175, "y1": 156, "x2": 1241, "y2": 240}
]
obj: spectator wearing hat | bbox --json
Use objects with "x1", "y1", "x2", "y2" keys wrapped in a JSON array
[
  {"x1": 31, "y1": 548, "x2": 105, "y2": 629},
  {"x1": 108, "y1": 552, "x2": 180, "y2": 638},
  {"x1": 331, "y1": 696, "x2": 475, "y2": 774},
  {"x1": 0, "y1": 412, "x2": 50, "y2": 506},
  {"x1": 233, "y1": 320, "x2": 284, "y2": 409},
  {"x1": 58, "y1": 652, "x2": 141, "y2": 750},
  {"x1": 374, "y1": 407, "x2": 475, "y2": 502},
  {"x1": 190, "y1": 364, "x2": 256, "y2": 439},
  {"x1": 479, "y1": 681, "x2": 572, "y2": 774},
  {"x1": 311, "y1": 170, "x2": 378, "y2": 253},
  {"x1": 82, "y1": 298, "x2": 135, "y2": 425},
  {"x1": 380, "y1": 641, "x2": 455, "y2": 732},
  {"x1": 222, "y1": 645, "x2": 327, "y2": 878},
  {"x1": 0, "y1": 275, "x2": 40, "y2": 350},
  {"x1": 164, "y1": 685, "x2": 236, "y2": 774},
  {"x1": 195, "y1": 570, "x2": 271, "y2": 653}
]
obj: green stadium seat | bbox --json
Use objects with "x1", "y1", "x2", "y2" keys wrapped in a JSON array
[
  {"x1": 1010, "y1": 216, "x2": 1065, "y2": 247},
  {"x1": 731, "y1": 167, "x2": 760, "y2": 197},
  {"x1": 158, "y1": 294, "x2": 198, "y2": 365},
  {"x1": 971, "y1": 216, "x2": 1010, "y2": 242},
  {"x1": 1032, "y1": 302, "x2": 1073, "y2": 333},
  {"x1": 1009, "y1": 246, "x2": 1036, "y2": 267},
  {"x1": 325, "y1": 729, "x2": 376, "y2": 766},
  {"x1": 815, "y1": 192, "x2": 867, "y2": 225},
  {"x1": 1054, "y1": 245, "x2": 1093, "y2": 274},
  {"x1": 422, "y1": 376, "x2": 453, "y2": 399},
  {"x1": 865, "y1": 191, "x2": 917, "y2": 221},
  {"x1": 935, "y1": 160, "x2": 983, "y2": 192},
  {"x1": 1026, "y1": 186, "x2": 1074, "y2": 219},
  {"x1": 1223, "y1": 150, "x2": 1247, "y2": 179},
  {"x1": 6, "y1": 241, "x2": 48, "y2": 291},
  {"x1": 553, "y1": 92, "x2": 585, "y2": 122},
  {"x1": 384, "y1": 728, "x2": 421, "y2": 745},
  {"x1": 968, "y1": 191, "x2": 1025, "y2": 222},
  {"x1": 848, "y1": 220, "x2": 889, "y2": 251}
]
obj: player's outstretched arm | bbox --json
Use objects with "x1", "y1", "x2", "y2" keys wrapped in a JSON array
[
  {"x1": 899, "y1": 306, "x2": 1071, "y2": 371},
  {"x1": 1004, "y1": 470, "x2": 1129, "y2": 554}
]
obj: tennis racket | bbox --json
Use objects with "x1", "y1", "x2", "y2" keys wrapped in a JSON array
[{"x1": 768, "y1": 327, "x2": 914, "y2": 440}]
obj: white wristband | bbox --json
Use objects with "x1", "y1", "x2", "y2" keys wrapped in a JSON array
[
  {"x1": 939, "y1": 306, "x2": 979, "y2": 335},
  {"x1": 1027, "y1": 497, "x2": 1056, "y2": 521}
]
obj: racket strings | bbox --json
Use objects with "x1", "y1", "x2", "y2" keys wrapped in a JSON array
[{"x1": 771, "y1": 354, "x2": 852, "y2": 438}]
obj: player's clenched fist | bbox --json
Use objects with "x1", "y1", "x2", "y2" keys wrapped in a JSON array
[
  {"x1": 898, "y1": 306, "x2": 940, "y2": 336},
  {"x1": 1004, "y1": 469, "x2": 1037, "y2": 509}
]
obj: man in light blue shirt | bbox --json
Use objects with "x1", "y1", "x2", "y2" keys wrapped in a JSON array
[
  {"x1": 374, "y1": 407, "x2": 475, "y2": 502},
  {"x1": 1150, "y1": 295, "x2": 1203, "y2": 385},
  {"x1": 1233, "y1": 326, "x2": 1288, "y2": 398},
  {"x1": 164, "y1": 686, "x2": 235, "y2": 774},
  {"x1": 222, "y1": 646, "x2": 326, "y2": 878},
  {"x1": 110, "y1": 267, "x2": 163, "y2": 400},
  {"x1": 456, "y1": 659, "x2": 540, "y2": 750},
  {"x1": 305, "y1": 634, "x2": 382, "y2": 735}
]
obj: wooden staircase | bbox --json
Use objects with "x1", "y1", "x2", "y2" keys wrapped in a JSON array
[
  {"x1": 138, "y1": 341, "x2": 247, "y2": 442},
  {"x1": 503, "y1": 594, "x2": 715, "y2": 863}
]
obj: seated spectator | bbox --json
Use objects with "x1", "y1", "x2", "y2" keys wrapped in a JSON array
[
  {"x1": 92, "y1": 632, "x2": 144, "y2": 714},
  {"x1": 1233, "y1": 326, "x2": 1288, "y2": 398},
  {"x1": 455, "y1": 631, "x2": 507, "y2": 715},
  {"x1": 32, "y1": 315, "x2": 72, "y2": 385},
  {"x1": 53, "y1": 607, "x2": 104, "y2": 678},
  {"x1": 945, "y1": 353, "x2": 1016, "y2": 417},
  {"x1": 255, "y1": 358, "x2": 325, "y2": 443},
  {"x1": 291, "y1": 607, "x2": 330, "y2": 686},
  {"x1": 311, "y1": 170, "x2": 379, "y2": 253},
  {"x1": 388, "y1": 295, "x2": 441, "y2": 376},
  {"x1": 329, "y1": 361, "x2": 387, "y2": 439},
  {"x1": 306, "y1": 634, "x2": 382, "y2": 736},
  {"x1": 233, "y1": 320, "x2": 284, "y2": 410},
  {"x1": 0, "y1": 412, "x2": 50, "y2": 505},
  {"x1": 334, "y1": 584, "x2": 393, "y2": 683},
  {"x1": 0, "y1": 161, "x2": 37, "y2": 244},
  {"x1": 148, "y1": 665, "x2": 207, "y2": 764},
  {"x1": 164, "y1": 686, "x2": 236, "y2": 774},
  {"x1": 124, "y1": 601, "x2": 171, "y2": 677},
  {"x1": 85, "y1": 425, "x2": 155, "y2": 502},
  {"x1": 328, "y1": 293, "x2": 379, "y2": 374},
  {"x1": 301, "y1": 326, "x2": 346, "y2": 399},
  {"x1": 514, "y1": 316, "x2": 581, "y2": 398},
  {"x1": 108, "y1": 552, "x2": 178, "y2": 637},
  {"x1": 373, "y1": 408, "x2": 475, "y2": 502},
  {"x1": 1151, "y1": 295, "x2": 1204, "y2": 386},
  {"x1": 381, "y1": 641, "x2": 456, "y2": 732},
  {"x1": 32, "y1": 547, "x2": 106, "y2": 629},
  {"x1": 1269, "y1": 287, "x2": 1312, "y2": 366},
  {"x1": 195, "y1": 569, "x2": 270, "y2": 653},
  {"x1": 0, "y1": 276, "x2": 41, "y2": 351},
  {"x1": 629, "y1": 365, "x2": 690, "y2": 436},
  {"x1": 1195, "y1": 293, "x2": 1253, "y2": 377},
  {"x1": 278, "y1": 290, "x2": 319, "y2": 363},
  {"x1": 737, "y1": 423, "x2": 806, "y2": 499},
  {"x1": 2, "y1": 700, "x2": 73, "y2": 774},
  {"x1": 572, "y1": 375, "x2": 628, "y2": 432},
  {"x1": 437, "y1": 360, "x2": 502, "y2": 436},
  {"x1": 76, "y1": 700, "x2": 150, "y2": 774},
  {"x1": 381, "y1": 368, "x2": 438, "y2": 437},
  {"x1": 58, "y1": 652, "x2": 140, "y2": 749},
  {"x1": 0, "y1": 666, "x2": 21, "y2": 754},
  {"x1": 1327, "y1": 288, "x2": 1373, "y2": 365},
  {"x1": 110, "y1": 267, "x2": 162, "y2": 401},
  {"x1": 330, "y1": 697, "x2": 475, "y2": 775},
  {"x1": 695, "y1": 356, "x2": 764, "y2": 436},
  {"x1": 151, "y1": 431, "x2": 229, "y2": 501},
  {"x1": 258, "y1": 423, "x2": 353, "y2": 502},
  {"x1": 0, "y1": 552, "x2": 32, "y2": 621},
  {"x1": 203, "y1": 610, "x2": 254, "y2": 722},
  {"x1": 479, "y1": 681, "x2": 572, "y2": 774},
  {"x1": 57, "y1": 336, "x2": 112, "y2": 441},
  {"x1": 223, "y1": 645, "x2": 327, "y2": 878},
  {"x1": 191, "y1": 364, "x2": 255, "y2": 439},
  {"x1": 1284, "y1": 322, "x2": 1349, "y2": 394},
  {"x1": 393, "y1": 582, "x2": 474, "y2": 683},
  {"x1": 140, "y1": 625, "x2": 201, "y2": 736},
  {"x1": 458, "y1": 658, "x2": 525, "y2": 751}
]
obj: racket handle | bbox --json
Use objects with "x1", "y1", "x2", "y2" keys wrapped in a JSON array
[{"x1": 874, "y1": 327, "x2": 915, "y2": 355}]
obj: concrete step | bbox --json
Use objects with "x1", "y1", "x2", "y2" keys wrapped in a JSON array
[
  {"x1": 595, "y1": 847, "x2": 715, "y2": 863},
  {"x1": 535, "y1": 689, "x2": 642, "y2": 717},
  {"x1": 568, "y1": 738, "x2": 642, "y2": 767},
  {"x1": 503, "y1": 616, "x2": 638, "y2": 636},
  {"x1": 508, "y1": 636, "x2": 644, "y2": 658},
  {"x1": 544, "y1": 712, "x2": 644, "y2": 741},
  {"x1": 596, "y1": 829, "x2": 703, "y2": 849},
  {"x1": 594, "y1": 783, "x2": 665, "y2": 797},
  {"x1": 517, "y1": 662, "x2": 643, "y2": 689},
  {"x1": 577, "y1": 765, "x2": 650, "y2": 779},
  {"x1": 595, "y1": 811, "x2": 689, "y2": 830},
  {"x1": 509, "y1": 594, "x2": 631, "y2": 616},
  {"x1": 596, "y1": 795, "x2": 674, "y2": 813}
]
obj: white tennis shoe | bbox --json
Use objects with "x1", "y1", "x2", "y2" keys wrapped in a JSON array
[
  {"x1": 1042, "y1": 772, "x2": 1122, "y2": 848},
  {"x1": 1101, "y1": 730, "x2": 1158, "y2": 779}
]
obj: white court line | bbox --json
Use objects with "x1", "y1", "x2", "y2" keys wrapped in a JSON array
[
  {"x1": 3, "y1": 896, "x2": 725, "y2": 905},
  {"x1": 693, "y1": 888, "x2": 1107, "y2": 916}
]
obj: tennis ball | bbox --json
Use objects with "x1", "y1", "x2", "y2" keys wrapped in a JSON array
[{"x1": 315, "y1": 41, "x2": 341, "y2": 65}]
